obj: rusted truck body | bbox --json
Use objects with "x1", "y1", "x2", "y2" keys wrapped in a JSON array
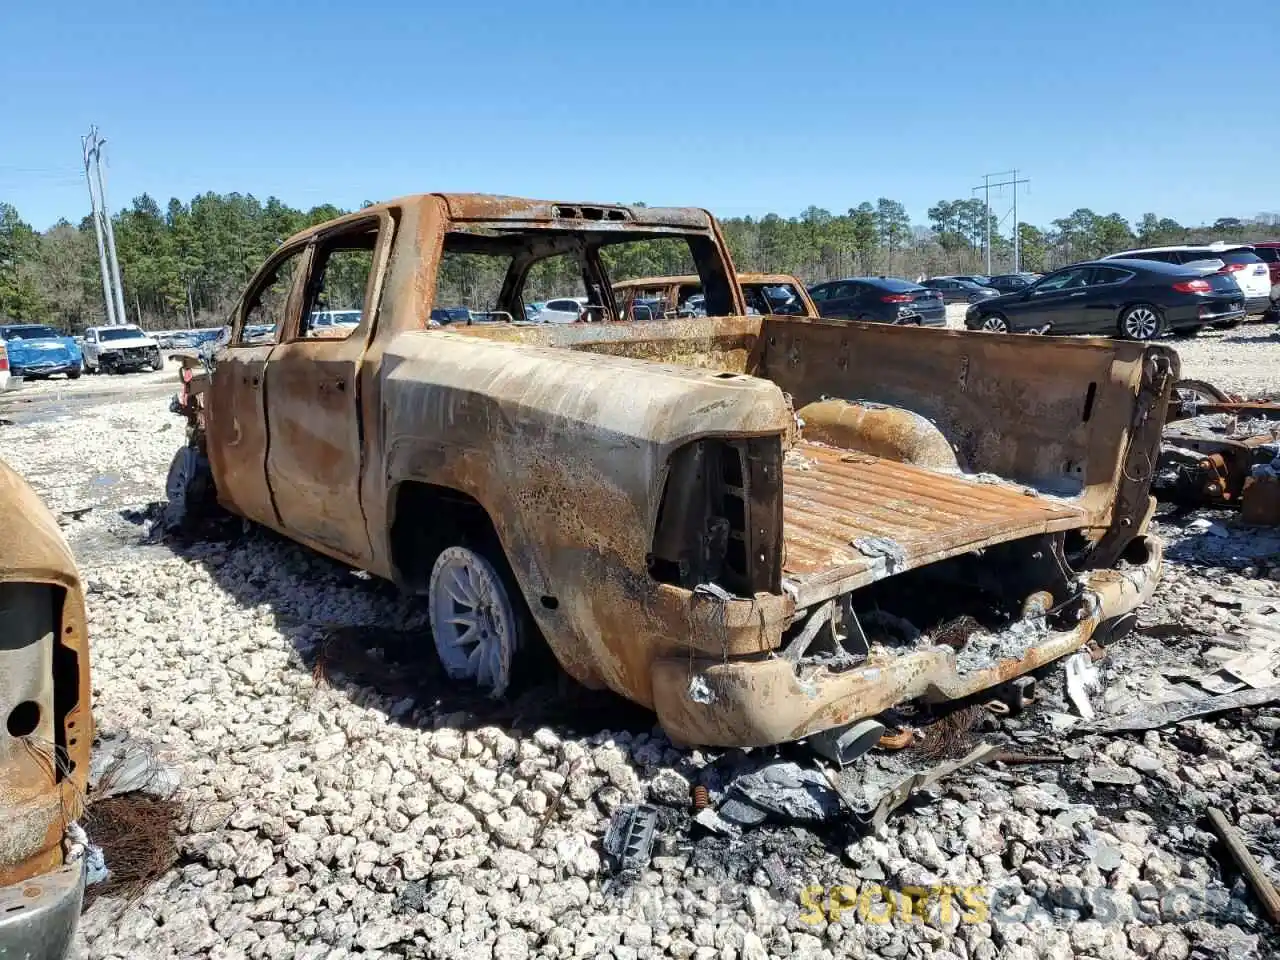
[
  {"x1": 0, "y1": 458, "x2": 92, "y2": 956},
  {"x1": 175, "y1": 194, "x2": 1175, "y2": 751},
  {"x1": 613, "y1": 273, "x2": 819, "y2": 320}
]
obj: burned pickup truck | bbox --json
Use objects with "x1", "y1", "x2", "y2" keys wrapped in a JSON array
[{"x1": 168, "y1": 193, "x2": 1175, "y2": 753}]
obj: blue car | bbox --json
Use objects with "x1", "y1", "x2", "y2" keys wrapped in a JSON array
[{"x1": 0, "y1": 324, "x2": 83, "y2": 380}]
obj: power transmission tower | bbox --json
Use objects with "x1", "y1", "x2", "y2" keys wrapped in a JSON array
[
  {"x1": 81, "y1": 126, "x2": 128, "y2": 325},
  {"x1": 971, "y1": 170, "x2": 1029, "y2": 274}
]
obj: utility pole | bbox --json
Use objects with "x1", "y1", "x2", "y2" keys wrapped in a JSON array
[
  {"x1": 81, "y1": 130, "x2": 116, "y2": 327},
  {"x1": 82, "y1": 126, "x2": 128, "y2": 325},
  {"x1": 972, "y1": 170, "x2": 1029, "y2": 274}
]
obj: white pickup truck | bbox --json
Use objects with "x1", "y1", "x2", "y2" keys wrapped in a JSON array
[{"x1": 82, "y1": 324, "x2": 164, "y2": 374}]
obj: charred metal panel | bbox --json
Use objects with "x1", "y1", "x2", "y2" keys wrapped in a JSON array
[
  {"x1": 652, "y1": 538, "x2": 1162, "y2": 748},
  {"x1": 0, "y1": 460, "x2": 91, "y2": 888},
  {"x1": 379, "y1": 330, "x2": 793, "y2": 704},
  {"x1": 760, "y1": 317, "x2": 1178, "y2": 538}
]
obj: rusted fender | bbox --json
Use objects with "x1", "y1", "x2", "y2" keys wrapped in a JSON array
[
  {"x1": 796, "y1": 399, "x2": 960, "y2": 470},
  {"x1": 380, "y1": 330, "x2": 794, "y2": 704},
  {"x1": 0, "y1": 459, "x2": 93, "y2": 888},
  {"x1": 651, "y1": 536, "x2": 1162, "y2": 748}
]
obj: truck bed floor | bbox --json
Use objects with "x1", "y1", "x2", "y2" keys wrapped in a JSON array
[{"x1": 781, "y1": 442, "x2": 1087, "y2": 607}]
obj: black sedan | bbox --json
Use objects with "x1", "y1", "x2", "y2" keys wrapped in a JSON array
[
  {"x1": 963, "y1": 259, "x2": 1245, "y2": 340},
  {"x1": 808, "y1": 277, "x2": 946, "y2": 326},
  {"x1": 985, "y1": 273, "x2": 1039, "y2": 294},
  {"x1": 919, "y1": 276, "x2": 1002, "y2": 304}
]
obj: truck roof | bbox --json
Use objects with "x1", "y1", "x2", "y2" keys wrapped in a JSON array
[{"x1": 281, "y1": 194, "x2": 717, "y2": 248}]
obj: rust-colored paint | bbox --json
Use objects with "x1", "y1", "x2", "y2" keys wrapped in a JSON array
[
  {"x1": 194, "y1": 193, "x2": 1172, "y2": 748},
  {"x1": 651, "y1": 538, "x2": 1162, "y2": 747},
  {"x1": 0, "y1": 459, "x2": 92, "y2": 888}
]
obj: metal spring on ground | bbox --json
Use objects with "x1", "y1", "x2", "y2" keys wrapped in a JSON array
[{"x1": 692, "y1": 785, "x2": 710, "y2": 810}]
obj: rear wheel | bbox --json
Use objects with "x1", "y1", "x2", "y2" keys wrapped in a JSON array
[
  {"x1": 428, "y1": 545, "x2": 528, "y2": 698},
  {"x1": 1118, "y1": 304, "x2": 1163, "y2": 341},
  {"x1": 979, "y1": 314, "x2": 1009, "y2": 333},
  {"x1": 68, "y1": 365, "x2": 82, "y2": 380}
]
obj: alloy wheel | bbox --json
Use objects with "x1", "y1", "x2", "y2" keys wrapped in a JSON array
[
  {"x1": 980, "y1": 315, "x2": 1008, "y2": 333},
  {"x1": 1123, "y1": 307, "x2": 1160, "y2": 340},
  {"x1": 428, "y1": 546, "x2": 518, "y2": 698}
]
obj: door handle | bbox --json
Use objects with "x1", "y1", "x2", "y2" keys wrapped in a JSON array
[{"x1": 1069, "y1": 292, "x2": 1087, "y2": 298}]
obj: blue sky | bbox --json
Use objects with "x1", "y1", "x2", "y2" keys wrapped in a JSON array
[{"x1": 2, "y1": 1, "x2": 1277, "y2": 232}]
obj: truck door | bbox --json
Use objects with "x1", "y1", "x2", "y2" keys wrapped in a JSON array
[
  {"x1": 262, "y1": 214, "x2": 394, "y2": 563},
  {"x1": 206, "y1": 243, "x2": 310, "y2": 527}
]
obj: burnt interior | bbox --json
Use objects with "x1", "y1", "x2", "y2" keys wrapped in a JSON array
[
  {"x1": 779, "y1": 533, "x2": 1087, "y2": 663},
  {"x1": 647, "y1": 437, "x2": 783, "y2": 597}
]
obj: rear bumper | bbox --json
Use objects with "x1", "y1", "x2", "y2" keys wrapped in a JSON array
[
  {"x1": 1244, "y1": 295, "x2": 1271, "y2": 315},
  {"x1": 1167, "y1": 301, "x2": 1245, "y2": 328},
  {"x1": 0, "y1": 864, "x2": 85, "y2": 960},
  {"x1": 651, "y1": 536, "x2": 1162, "y2": 748},
  {"x1": 12, "y1": 362, "x2": 79, "y2": 377}
]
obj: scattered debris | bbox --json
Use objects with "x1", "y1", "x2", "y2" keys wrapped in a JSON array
[
  {"x1": 602, "y1": 804, "x2": 659, "y2": 876},
  {"x1": 1207, "y1": 807, "x2": 1280, "y2": 925},
  {"x1": 1086, "y1": 683, "x2": 1280, "y2": 733},
  {"x1": 533, "y1": 758, "x2": 582, "y2": 842},
  {"x1": 82, "y1": 793, "x2": 182, "y2": 904},
  {"x1": 1064, "y1": 650, "x2": 1102, "y2": 719},
  {"x1": 691, "y1": 784, "x2": 710, "y2": 811},
  {"x1": 692, "y1": 807, "x2": 740, "y2": 837},
  {"x1": 89, "y1": 734, "x2": 181, "y2": 800},
  {"x1": 806, "y1": 718, "x2": 885, "y2": 767},
  {"x1": 723, "y1": 761, "x2": 844, "y2": 825},
  {"x1": 851, "y1": 536, "x2": 907, "y2": 574},
  {"x1": 1187, "y1": 517, "x2": 1231, "y2": 537},
  {"x1": 65, "y1": 822, "x2": 109, "y2": 886},
  {"x1": 855, "y1": 742, "x2": 1002, "y2": 831}
]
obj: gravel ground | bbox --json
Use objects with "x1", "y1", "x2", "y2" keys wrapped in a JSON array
[{"x1": 1, "y1": 355, "x2": 1278, "y2": 960}]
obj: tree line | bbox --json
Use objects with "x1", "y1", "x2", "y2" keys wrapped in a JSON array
[{"x1": 2, "y1": 192, "x2": 1278, "y2": 333}]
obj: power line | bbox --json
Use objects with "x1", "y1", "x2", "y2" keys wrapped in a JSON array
[{"x1": 971, "y1": 170, "x2": 1030, "y2": 273}]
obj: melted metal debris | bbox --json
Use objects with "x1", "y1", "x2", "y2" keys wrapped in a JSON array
[
  {"x1": 783, "y1": 449, "x2": 815, "y2": 471},
  {"x1": 952, "y1": 616, "x2": 1049, "y2": 675},
  {"x1": 852, "y1": 536, "x2": 907, "y2": 575},
  {"x1": 687, "y1": 675, "x2": 716, "y2": 704}
]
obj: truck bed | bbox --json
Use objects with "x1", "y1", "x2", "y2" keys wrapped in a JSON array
[{"x1": 781, "y1": 441, "x2": 1087, "y2": 607}]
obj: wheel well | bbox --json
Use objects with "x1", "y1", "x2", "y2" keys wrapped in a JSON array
[{"x1": 389, "y1": 481, "x2": 501, "y2": 593}]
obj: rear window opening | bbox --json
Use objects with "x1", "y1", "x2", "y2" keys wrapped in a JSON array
[{"x1": 430, "y1": 229, "x2": 736, "y2": 326}]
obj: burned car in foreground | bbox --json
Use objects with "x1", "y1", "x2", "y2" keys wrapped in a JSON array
[
  {"x1": 1156, "y1": 379, "x2": 1280, "y2": 524},
  {"x1": 0, "y1": 458, "x2": 93, "y2": 957},
  {"x1": 167, "y1": 193, "x2": 1175, "y2": 756}
]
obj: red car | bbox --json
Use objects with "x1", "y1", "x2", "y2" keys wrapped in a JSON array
[{"x1": 1251, "y1": 241, "x2": 1280, "y2": 286}]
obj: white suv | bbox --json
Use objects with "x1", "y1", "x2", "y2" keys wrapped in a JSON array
[
  {"x1": 1103, "y1": 243, "x2": 1273, "y2": 316},
  {"x1": 82, "y1": 324, "x2": 164, "y2": 374}
]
